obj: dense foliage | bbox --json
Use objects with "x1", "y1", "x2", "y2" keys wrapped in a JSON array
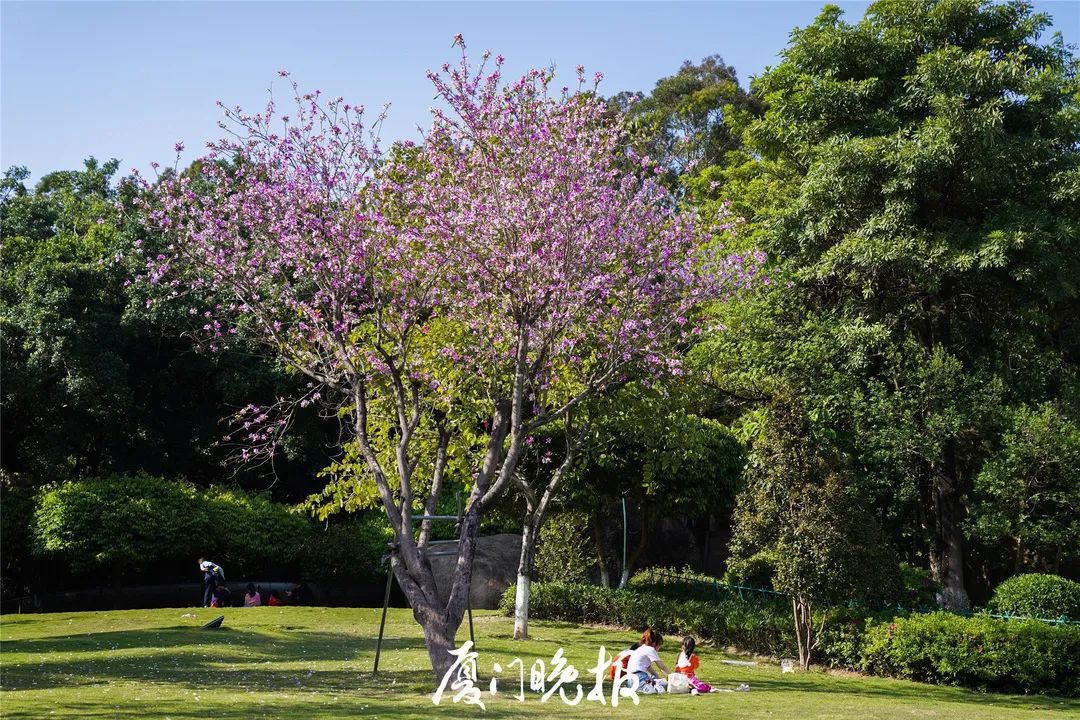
[
  {"x1": 0, "y1": 161, "x2": 332, "y2": 490},
  {"x1": 862, "y1": 611, "x2": 1080, "y2": 696},
  {"x1": 534, "y1": 511, "x2": 594, "y2": 584},
  {"x1": 510, "y1": 580, "x2": 1080, "y2": 696},
  {"x1": 700, "y1": 0, "x2": 1080, "y2": 607},
  {"x1": 988, "y1": 574, "x2": 1080, "y2": 620},
  {"x1": 726, "y1": 394, "x2": 901, "y2": 667},
  {"x1": 28, "y1": 475, "x2": 390, "y2": 586}
]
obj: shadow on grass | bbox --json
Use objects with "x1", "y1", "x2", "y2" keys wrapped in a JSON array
[
  {"x1": 0, "y1": 692, "x2": 540, "y2": 720},
  {"x1": 0, "y1": 626, "x2": 419, "y2": 658},
  {"x1": 0, "y1": 627, "x2": 437, "y2": 694}
]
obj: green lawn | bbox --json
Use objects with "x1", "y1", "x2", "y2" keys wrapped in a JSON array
[{"x1": 1, "y1": 606, "x2": 1077, "y2": 719}]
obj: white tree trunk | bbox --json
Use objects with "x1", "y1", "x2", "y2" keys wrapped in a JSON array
[{"x1": 513, "y1": 573, "x2": 532, "y2": 640}]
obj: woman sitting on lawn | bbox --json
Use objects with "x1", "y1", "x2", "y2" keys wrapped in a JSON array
[{"x1": 626, "y1": 627, "x2": 670, "y2": 694}]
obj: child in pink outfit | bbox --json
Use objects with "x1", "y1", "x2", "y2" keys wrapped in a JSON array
[{"x1": 674, "y1": 636, "x2": 715, "y2": 693}]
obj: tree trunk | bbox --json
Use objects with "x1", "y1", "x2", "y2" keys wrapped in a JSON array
[
  {"x1": 618, "y1": 502, "x2": 650, "y2": 589},
  {"x1": 792, "y1": 597, "x2": 807, "y2": 671},
  {"x1": 792, "y1": 596, "x2": 814, "y2": 670},
  {"x1": 591, "y1": 510, "x2": 610, "y2": 588},
  {"x1": 932, "y1": 442, "x2": 969, "y2": 609},
  {"x1": 394, "y1": 563, "x2": 464, "y2": 680},
  {"x1": 513, "y1": 513, "x2": 538, "y2": 640},
  {"x1": 417, "y1": 610, "x2": 458, "y2": 680}
]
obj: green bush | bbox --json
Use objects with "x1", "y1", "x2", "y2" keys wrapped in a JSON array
[
  {"x1": 509, "y1": 580, "x2": 1080, "y2": 696},
  {"x1": 29, "y1": 475, "x2": 398, "y2": 586},
  {"x1": 203, "y1": 487, "x2": 311, "y2": 577},
  {"x1": 1, "y1": 474, "x2": 40, "y2": 598},
  {"x1": 898, "y1": 562, "x2": 941, "y2": 608},
  {"x1": 535, "y1": 511, "x2": 593, "y2": 584},
  {"x1": 861, "y1": 611, "x2": 1080, "y2": 696},
  {"x1": 988, "y1": 574, "x2": 1080, "y2": 620},
  {"x1": 501, "y1": 581, "x2": 796, "y2": 658},
  {"x1": 33, "y1": 474, "x2": 207, "y2": 573},
  {"x1": 308, "y1": 513, "x2": 394, "y2": 583}
]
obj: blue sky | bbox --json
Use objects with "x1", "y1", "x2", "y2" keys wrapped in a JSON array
[{"x1": 3, "y1": 1, "x2": 1077, "y2": 184}]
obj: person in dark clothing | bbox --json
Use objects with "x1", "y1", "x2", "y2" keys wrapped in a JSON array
[{"x1": 199, "y1": 558, "x2": 225, "y2": 607}]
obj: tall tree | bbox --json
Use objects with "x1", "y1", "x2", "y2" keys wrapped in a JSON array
[
  {"x1": 613, "y1": 55, "x2": 762, "y2": 186},
  {"x1": 142, "y1": 42, "x2": 752, "y2": 676},
  {"x1": 728, "y1": 393, "x2": 901, "y2": 670},
  {"x1": 709, "y1": 0, "x2": 1080, "y2": 606}
]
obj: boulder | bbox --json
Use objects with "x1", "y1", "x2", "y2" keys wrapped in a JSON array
[{"x1": 428, "y1": 533, "x2": 521, "y2": 610}]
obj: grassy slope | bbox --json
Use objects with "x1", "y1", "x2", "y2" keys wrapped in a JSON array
[{"x1": 1, "y1": 607, "x2": 1077, "y2": 719}]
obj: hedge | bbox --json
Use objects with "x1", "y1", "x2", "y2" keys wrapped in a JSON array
[
  {"x1": 862, "y1": 612, "x2": 1080, "y2": 696},
  {"x1": 505, "y1": 581, "x2": 1080, "y2": 696},
  {"x1": 500, "y1": 580, "x2": 795, "y2": 658},
  {"x1": 29, "y1": 475, "x2": 391, "y2": 585},
  {"x1": 988, "y1": 574, "x2": 1080, "y2": 621}
]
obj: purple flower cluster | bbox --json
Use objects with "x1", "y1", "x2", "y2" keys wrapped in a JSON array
[{"x1": 138, "y1": 39, "x2": 763, "y2": 464}]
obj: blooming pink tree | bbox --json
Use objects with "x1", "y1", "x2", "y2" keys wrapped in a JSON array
[{"x1": 142, "y1": 39, "x2": 755, "y2": 677}]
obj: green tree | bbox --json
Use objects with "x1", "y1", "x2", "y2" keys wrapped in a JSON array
[
  {"x1": 727, "y1": 394, "x2": 901, "y2": 670},
  {"x1": 967, "y1": 404, "x2": 1080, "y2": 575},
  {"x1": 613, "y1": 55, "x2": 761, "y2": 185},
  {"x1": 708, "y1": 0, "x2": 1080, "y2": 606},
  {"x1": 0, "y1": 160, "x2": 332, "y2": 493},
  {"x1": 568, "y1": 381, "x2": 745, "y2": 588}
]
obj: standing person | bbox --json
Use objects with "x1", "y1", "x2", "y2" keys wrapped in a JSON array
[
  {"x1": 244, "y1": 584, "x2": 262, "y2": 607},
  {"x1": 199, "y1": 558, "x2": 225, "y2": 607},
  {"x1": 627, "y1": 627, "x2": 671, "y2": 694},
  {"x1": 674, "y1": 636, "x2": 716, "y2": 693}
]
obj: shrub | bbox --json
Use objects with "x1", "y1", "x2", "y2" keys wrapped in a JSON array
[
  {"x1": 0, "y1": 474, "x2": 39, "y2": 599},
  {"x1": 308, "y1": 513, "x2": 394, "y2": 583},
  {"x1": 535, "y1": 511, "x2": 593, "y2": 584},
  {"x1": 203, "y1": 487, "x2": 311, "y2": 577},
  {"x1": 29, "y1": 475, "x2": 389, "y2": 584},
  {"x1": 32, "y1": 474, "x2": 206, "y2": 573},
  {"x1": 501, "y1": 581, "x2": 796, "y2": 658},
  {"x1": 988, "y1": 574, "x2": 1080, "y2": 620},
  {"x1": 898, "y1": 562, "x2": 941, "y2": 608},
  {"x1": 509, "y1": 580, "x2": 1080, "y2": 696},
  {"x1": 861, "y1": 611, "x2": 1080, "y2": 696}
]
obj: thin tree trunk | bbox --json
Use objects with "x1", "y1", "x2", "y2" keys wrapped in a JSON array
[
  {"x1": 510, "y1": 420, "x2": 580, "y2": 640},
  {"x1": 792, "y1": 596, "x2": 807, "y2": 671},
  {"x1": 618, "y1": 502, "x2": 650, "y2": 588},
  {"x1": 592, "y1": 512, "x2": 610, "y2": 588},
  {"x1": 513, "y1": 513, "x2": 538, "y2": 640}
]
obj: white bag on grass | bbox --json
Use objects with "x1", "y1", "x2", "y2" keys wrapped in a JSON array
[{"x1": 667, "y1": 673, "x2": 690, "y2": 694}]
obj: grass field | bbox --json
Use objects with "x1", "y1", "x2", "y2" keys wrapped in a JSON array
[{"x1": 1, "y1": 606, "x2": 1077, "y2": 719}]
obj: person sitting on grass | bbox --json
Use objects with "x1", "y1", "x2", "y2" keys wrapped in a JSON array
[
  {"x1": 267, "y1": 590, "x2": 284, "y2": 606},
  {"x1": 627, "y1": 627, "x2": 670, "y2": 694},
  {"x1": 209, "y1": 584, "x2": 230, "y2": 608},
  {"x1": 674, "y1": 636, "x2": 717, "y2": 694},
  {"x1": 609, "y1": 641, "x2": 640, "y2": 681},
  {"x1": 244, "y1": 584, "x2": 262, "y2": 607}
]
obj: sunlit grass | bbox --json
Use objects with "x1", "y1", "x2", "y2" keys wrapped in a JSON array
[{"x1": 1, "y1": 606, "x2": 1076, "y2": 718}]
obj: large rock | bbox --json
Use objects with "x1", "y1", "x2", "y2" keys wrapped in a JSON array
[{"x1": 428, "y1": 533, "x2": 521, "y2": 610}]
